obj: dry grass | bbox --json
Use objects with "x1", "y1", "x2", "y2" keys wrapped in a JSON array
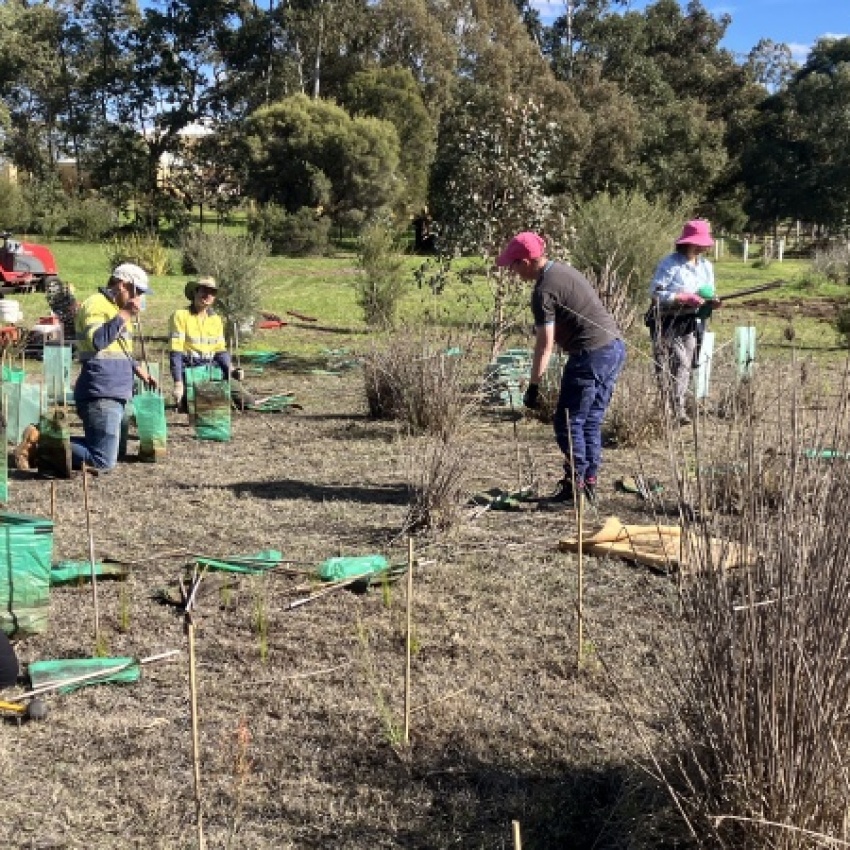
[{"x1": 9, "y1": 323, "x2": 850, "y2": 849}]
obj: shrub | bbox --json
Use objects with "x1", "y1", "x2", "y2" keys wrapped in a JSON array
[
  {"x1": 247, "y1": 204, "x2": 330, "y2": 256},
  {"x1": 179, "y1": 230, "x2": 269, "y2": 339},
  {"x1": 354, "y1": 221, "x2": 408, "y2": 328},
  {"x1": 571, "y1": 192, "x2": 686, "y2": 302},
  {"x1": 0, "y1": 179, "x2": 31, "y2": 231},
  {"x1": 107, "y1": 232, "x2": 174, "y2": 276},
  {"x1": 406, "y1": 434, "x2": 472, "y2": 532},
  {"x1": 66, "y1": 197, "x2": 117, "y2": 241},
  {"x1": 812, "y1": 241, "x2": 850, "y2": 284},
  {"x1": 665, "y1": 364, "x2": 850, "y2": 848},
  {"x1": 583, "y1": 259, "x2": 637, "y2": 333},
  {"x1": 21, "y1": 177, "x2": 68, "y2": 238},
  {"x1": 836, "y1": 305, "x2": 850, "y2": 346},
  {"x1": 363, "y1": 331, "x2": 477, "y2": 437},
  {"x1": 601, "y1": 360, "x2": 666, "y2": 448}
]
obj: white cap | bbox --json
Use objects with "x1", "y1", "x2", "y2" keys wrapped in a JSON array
[{"x1": 111, "y1": 263, "x2": 151, "y2": 293}]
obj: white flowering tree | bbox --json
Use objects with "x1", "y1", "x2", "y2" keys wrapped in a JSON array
[{"x1": 430, "y1": 91, "x2": 566, "y2": 356}]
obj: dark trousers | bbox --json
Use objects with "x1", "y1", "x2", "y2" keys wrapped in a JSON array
[{"x1": 553, "y1": 339, "x2": 626, "y2": 482}]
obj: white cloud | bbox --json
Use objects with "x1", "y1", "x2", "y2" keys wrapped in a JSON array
[{"x1": 787, "y1": 42, "x2": 811, "y2": 63}]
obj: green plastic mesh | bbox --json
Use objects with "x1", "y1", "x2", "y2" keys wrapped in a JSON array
[
  {"x1": 318, "y1": 554, "x2": 389, "y2": 582},
  {"x1": 0, "y1": 513, "x2": 54, "y2": 637},
  {"x1": 50, "y1": 561, "x2": 128, "y2": 585},
  {"x1": 43, "y1": 345, "x2": 72, "y2": 406},
  {"x1": 28, "y1": 657, "x2": 140, "y2": 693},
  {"x1": 197, "y1": 549, "x2": 283, "y2": 575},
  {"x1": 194, "y1": 380, "x2": 231, "y2": 442},
  {"x1": 2, "y1": 367, "x2": 24, "y2": 384},
  {"x1": 3, "y1": 383, "x2": 42, "y2": 444},
  {"x1": 134, "y1": 391, "x2": 167, "y2": 462}
]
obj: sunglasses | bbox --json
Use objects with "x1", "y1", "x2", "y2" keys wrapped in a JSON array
[{"x1": 196, "y1": 286, "x2": 217, "y2": 296}]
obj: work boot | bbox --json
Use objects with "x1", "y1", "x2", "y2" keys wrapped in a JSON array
[
  {"x1": 537, "y1": 477, "x2": 586, "y2": 512},
  {"x1": 584, "y1": 476, "x2": 598, "y2": 506},
  {"x1": 13, "y1": 424, "x2": 39, "y2": 471}
]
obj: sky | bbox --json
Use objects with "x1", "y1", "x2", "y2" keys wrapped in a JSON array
[{"x1": 530, "y1": 0, "x2": 850, "y2": 64}]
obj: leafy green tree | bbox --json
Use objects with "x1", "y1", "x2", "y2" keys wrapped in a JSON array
[
  {"x1": 740, "y1": 38, "x2": 850, "y2": 231},
  {"x1": 343, "y1": 66, "x2": 436, "y2": 213},
  {"x1": 243, "y1": 94, "x2": 401, "y2": 223}
]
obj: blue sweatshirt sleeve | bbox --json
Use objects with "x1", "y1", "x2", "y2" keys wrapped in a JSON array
[{"x1": 91, "y1": 314, "x2": 128, "y2": 351}]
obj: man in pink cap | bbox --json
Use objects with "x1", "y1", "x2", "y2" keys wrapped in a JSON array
[
  {"x1": 647, "y1": 219, "x2": 720, "y2": 425},
  {"x1": 498, "y1": 231, "x2": 625, "y2": 509}
]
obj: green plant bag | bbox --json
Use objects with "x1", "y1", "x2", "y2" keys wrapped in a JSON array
[
  {"x1": 197, "y1": 549, "x2": 283, "y2": 575},
  {"x1": 184, "y1": 365, "x2": 223, "y2": 421},
  {"x1": 28, "y1": 657, "x2": 140, "y2": 693},
  {"x1": 134, "y1": 391, "x2": 167, "y2": 462},
  {"x1": 43, "y1": 345, "x2": 72, "y2": 406},
  {"x1": 318, "y1": 554, "x2": 389, "y2": 582},
  {"x1": 0, "y1": 512, "x2": 54, "y2": 637},
  {"x1": 133, "y1": 363, "x2": 161, "y2": 397},
  {"x1": 194, "y1": 379, "x2": 231, "y2": 442}
]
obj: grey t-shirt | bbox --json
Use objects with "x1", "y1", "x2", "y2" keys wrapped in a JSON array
[{"x1": 531, "y1": 261, "x2": 620, "y2": 354}]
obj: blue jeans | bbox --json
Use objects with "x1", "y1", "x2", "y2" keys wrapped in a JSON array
[
  {"x1": 553, "y1": 339, "x2": 626, "y2": 482},
  {"x1": 71, "y1": 398, "x2": 129, "y2": 471}
]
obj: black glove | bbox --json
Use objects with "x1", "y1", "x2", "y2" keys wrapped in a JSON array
[
  {"x1": 523, "y1": 383, "x2": 540, "y2": 409},
  {"x1": 231, "y1": 367, "x2": 245, "y2": 382}
]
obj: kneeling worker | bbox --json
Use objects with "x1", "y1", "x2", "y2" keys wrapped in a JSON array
[
  {"x1": 72, "y1": 263, "x2": 156, "y2": 471},
  {"x1": 169, "y1": 276, "x2": 243, "y2": 410}
]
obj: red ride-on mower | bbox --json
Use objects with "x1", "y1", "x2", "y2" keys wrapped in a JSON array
[{"x1": 0, "y1": 232, "x2": 60, "y2": 294}]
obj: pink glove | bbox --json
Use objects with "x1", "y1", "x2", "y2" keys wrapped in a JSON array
[{"x1": 676, "y1": 292, "x2": 703, "y2": 307}]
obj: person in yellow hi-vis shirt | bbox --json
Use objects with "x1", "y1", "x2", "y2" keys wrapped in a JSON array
[
  {"x1": 168, "y1": 276, "x2": 243, "y2": 410},
  {"x1": 68, "y1": 263, "x2": 156, "y2": 471}
]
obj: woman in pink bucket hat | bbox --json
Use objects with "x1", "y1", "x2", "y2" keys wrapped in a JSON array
[{"x1": 646, "y1": 219, "x2": 721, "y2": 425}]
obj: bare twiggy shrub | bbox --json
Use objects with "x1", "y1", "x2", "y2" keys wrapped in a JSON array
[
  {"x1": 603, "y1": 358, "x2": 666, "y2": 448},
  {"x1": 662, "y1": 359, "x2": 850, "y2": 849},
  {"x1": 363, "y1": 331, "x2": 479, "y2": 437},
  {"x1": 406, "y1": 435, "x2": 472, "y2": 532},
  {"x1": 583, "y1": 258, "x2": 637, "y2": 334}
]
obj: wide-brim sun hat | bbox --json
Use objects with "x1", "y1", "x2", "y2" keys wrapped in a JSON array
[
  {"x1": 111, "y1": 262, "x2": 152, "y2": 294},
  {"x1": 675, "y1": 219, "x2": 714, "y2": 248},
  {"x1": 184, "y1": 275, "x2": 219, "y2": 300},
  {"x1": 496, "y1": 232, "x2": 546, "y2": 267}
]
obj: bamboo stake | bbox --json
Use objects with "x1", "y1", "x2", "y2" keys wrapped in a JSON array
[
  {"x1": 287, "y1": 572, "x2": 374, "y2": 610},
  {"x1": 403, "y1": 536, "x2": 414, "y2": 746},
  {"x1": 512, "y1": 820, "x2": 522, "y2": 850},
  {"x1": 188, "y1": 616, "x2": 205, "y2": 850},
  {"x1": 82, "y1": 465, "x2": 101, "y2": 647},
  {"x1": 184, "y1": 566, "x2": 206, "y2": 850},
  {"x1": 577, "y1": 487, "x2": 584, "y2": 669}
]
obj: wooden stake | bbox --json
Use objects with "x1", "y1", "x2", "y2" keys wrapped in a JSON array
[
  {"x1": 512, "y1": 820, "x2": 522, "y2": 850},
  {"x1": 82, "y1": 465, "x2": 101, "y2": 646},
  {"x1": 403, "y1": 536, "x2": 414, "y2": 746},
  {"x1": 184, "y1": 566, "x2": 206, "y2": 850},
  {"x1": 577, "y1": 489, "x2": 584, "y2": 669},
  {"x1": 188, "y1": 617, "x2": 205, "y2": 850}
]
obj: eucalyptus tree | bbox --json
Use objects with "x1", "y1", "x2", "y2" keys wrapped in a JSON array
[{"x1": 741, "y1": 37, "x2": 850, "y2": 231}]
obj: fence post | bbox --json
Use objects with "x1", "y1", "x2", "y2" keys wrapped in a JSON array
[{"x1": 743, "y1": 238, "x2": 749, "y2": 263}]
